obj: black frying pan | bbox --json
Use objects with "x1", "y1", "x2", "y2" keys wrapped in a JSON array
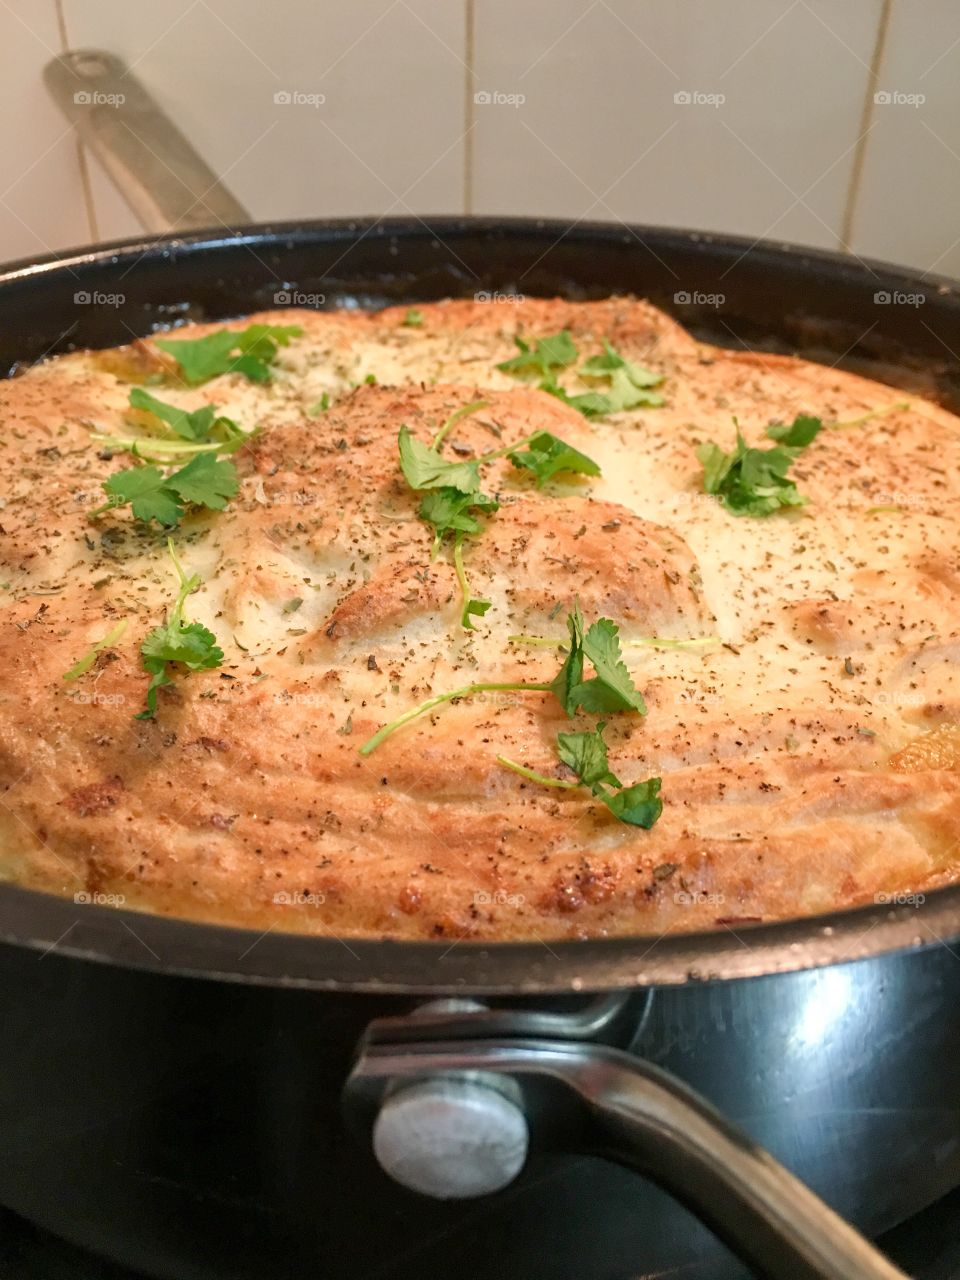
[{"x1": 1, "y1": 218, "x2": 959, "y2": 1280}]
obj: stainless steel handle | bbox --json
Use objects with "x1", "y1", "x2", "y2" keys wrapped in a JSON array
[
  {"x1": 345, "y1": 1034, "x2": 908, "y2": 1280},
  {"x1": 44, "y1": 49, "x2": 250, "y2": 234}
]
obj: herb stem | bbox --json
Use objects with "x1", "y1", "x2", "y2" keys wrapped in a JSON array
[
  {"x1": 495, "y1": 754, "x2": 579, "y2": 789},
  {"x1": 431, "y1": 399, "x2": 489, "y2": 452},
  {"x1": 92, "y1": 434, "x2": 231, "y2": 460},
  {"x1": 509, "y1": 632, "x2": 720, "y2": 651},
  {"x1": 475, "y1": 431, "x2": 541, "y2": 465},
  {"x1": 359, "y1": 680, "x2": 553, "y2": 756},
  {"x1": 830, "y1": 400, "x2": 909, "y2": 430}
]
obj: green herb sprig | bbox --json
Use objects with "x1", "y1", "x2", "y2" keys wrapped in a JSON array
[
  {"x1": 497, "y1": 721, "x2": 662, "y2": 828},
  {"x1": 358, "y1": 603, "x2": 643, "y2": 754},
  {"x1": 155, "y1": 323, "x2": 302, "y2": 387},
  {"x1": 137, "y1": 540, "x2": 223, "y2": 718},
  {"x1": 398, "y1": 404, "x2": 599, "y2": 628},
  {"x1": 697, "y1": 414, "x2": 823, "y2": 517}
]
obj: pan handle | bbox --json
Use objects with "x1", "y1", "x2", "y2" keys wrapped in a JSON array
[
  {"x1": 44, "y1": 49, "x2": 251, "y2": 234},
  {"x1": 344, "y1": 1035, "x2": 908, "y2": 1280}
]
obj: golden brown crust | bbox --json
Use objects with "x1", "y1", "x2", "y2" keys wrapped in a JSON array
[{"x1": 1, "y1": 296, "x2": 959, "y2": 940}]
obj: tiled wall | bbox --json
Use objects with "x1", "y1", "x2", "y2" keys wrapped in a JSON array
[{"x1": 1, "y1": 0, "x2": 956, "y2": 280}]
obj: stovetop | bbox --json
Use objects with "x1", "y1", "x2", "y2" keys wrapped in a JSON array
[{"x1": 2, "y1": 1190, "x2": 959, "y2": 1280}]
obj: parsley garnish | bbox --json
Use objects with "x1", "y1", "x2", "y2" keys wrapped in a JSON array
[
  {"x1": 128, "y1": 388, "x2": 241, "y2": 443},
  {"x1": 697, "y1": 415, "x2": 823, "y2": 517},
  {"x1": 549, "y1": 603, "x2": 647, "y2": 715},
  {"x1": 359, "y1": 604, "x2": 645, "y2": 753},
  {"x1": 507, "y1": 430, "x2": 600, "y2": 487},
  {"x1": 497, "y1": 330, "x2": 578, "y2": 378},
  {"x1": 63, "y1": 618, "x2": 129, "y2": 681},
  {"x1": 497, "y1": 333, "x2": 665, "y2": 418},
  {"x1": 402, "y1": 308, "x2": 424, "y2": 327},
  {"x1": 90, "y1": 451, "x2": 239, "y2": 527},
  {"x1": 136, "y1": 540, "x2": 223, "y2": 719},
  {"x1": 497, "y1": 720, "x2": 662, "y2": 828},
  {"x1": 155, "y1": 324, "x2": 302, "y2": 386},
  {"x1": 398, "y1": 407, "x2": 599, "y2": 628},
  {"x1": 398, "y1": 425, "x2": 482, "y2": 493}
]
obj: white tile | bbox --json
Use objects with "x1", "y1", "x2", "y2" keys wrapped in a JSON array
[
  {"x1": 471, "y1": 0, "x2": 883, "y2": 251},
  {"x1": 851, "y1": 0, "x2": 960, "y2": 278},
  {"x1": 0, "y1": 1, "x2": 92, "y2": 264},
  {"x1": 62, "y1": 0, "x2": 467, "y2": 238}
]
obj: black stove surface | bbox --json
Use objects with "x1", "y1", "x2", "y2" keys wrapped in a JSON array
[{"x1": 1, "y1": 1190, "x2": 959, "y2": 1280}]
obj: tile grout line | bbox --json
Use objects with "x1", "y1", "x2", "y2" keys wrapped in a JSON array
[
  {"x1": 463, "y1": 0, "x2": 475, "y2": 214},
  {"x1": 839, "y1": 0, "x2": 894, "y2": 252},
  {"x1": 53, "y1": 0, "x2": 101, "y2": 243}
]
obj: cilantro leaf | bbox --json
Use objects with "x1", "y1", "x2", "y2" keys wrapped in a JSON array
[
  {"x1": 765, "y1": 413, "x2": 823, "y2": 448},
  {"x1": 541, "y1": 377, "x2": 612, "y2": 418},
  {"x1": 578, "y1": 616, "x2": 648, "y2": 714},
  {"x1": 505, "y1": 720, "x2": 663, "y2": 828},
  {"x1": 508, "y1": 430, "x2": 600, "y2": 486},
  {"x1": 128, "y1": 388, "x2": 240, "y2": 443},
  {"x1": 95, "y1": 453, "x2": 238, "y2": 527},
  {"x1": 419, "y1": 487, "x2": 499, "y2": 555},
  {"x1": 402, "y1": 308, "x2": 424, "y2": 328},
  {"x1": 580, "y1": 340, "x2": 665, "y2": 410},
  {"x1": 101, "y1": 465, "x2": 184, "y2": 526},
  {"x1": 556, "y1": 724, "x2": 622, "y2": 790},
  {"x1": 603, "y1": 778, "x2": 662, "y2": 828},
  {"x1": 155, "y1": 324, "x2": 302, "y2": 386},
  {"x1": 497, "y1": 330, "x2": 578, "y2": 378},
  {"x1": 698, "y1": 417, "x2": 821, "y2": 517},
  {"x1": 398, "y1": 426, "x2": 481, "y2": 493},
  {"x1": 137, "y1": 541, "x2": 223, "y2": 719},
  {"x1": 165, "y1": 453, "x2": 238, "y2": 511},
  {"x1": 548, "y1": 606, "x2": 647, "y2": 717}
]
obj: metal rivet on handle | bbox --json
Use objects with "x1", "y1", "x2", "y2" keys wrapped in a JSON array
[{"x1": 372, "y1": 1075, "x2": 529, "y2": 1199}]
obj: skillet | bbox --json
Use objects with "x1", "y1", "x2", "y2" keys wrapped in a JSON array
[{"x1": 1, "y1": 217, "x2": 959, "y2": 1280}]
